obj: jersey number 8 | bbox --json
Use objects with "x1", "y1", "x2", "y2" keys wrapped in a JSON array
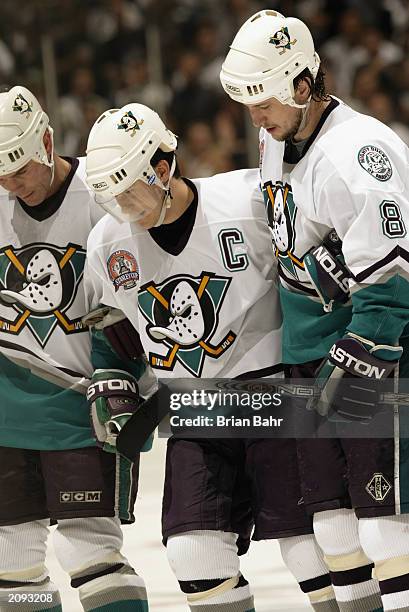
[{"x1": 380, "y1": 200, "x2": 407, "y2": 238}]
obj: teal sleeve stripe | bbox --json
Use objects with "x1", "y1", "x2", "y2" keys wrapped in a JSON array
[
  {"x1": 279, "y1": 285, "x2": 352, "y2": 363},
  {"x1": 91, "y1": 328, "x2": 146, "y2": 380},
  {"x1": 348, "y1": 274, "x2": 409, "y2": 346}
]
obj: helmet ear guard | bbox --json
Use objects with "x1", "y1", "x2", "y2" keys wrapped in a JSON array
[
  {"x1": 0, "y1": 86, "x2": 53, "y2": 176},
  {"x1": 220, "y1": 11, "x2": 320, "y2": 108}
]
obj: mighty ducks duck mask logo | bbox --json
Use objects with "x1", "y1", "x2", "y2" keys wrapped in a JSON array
[
  {"x1": 138, "y1": 272, "x2": 236, "y2": 377},
  {"x1": 269, "y1": 27, "x2": 297, "y2": 54},
  {"x1": 13, "y1": 93, "x2": 33, "y2": 116},
  {"x1": 263, "y1": 180, "x2": 304, "y2": 279},
  {"x1": 117, "y1": 111, "x2": 144, "y2": 136},
  {"x1": 0, "y1": 243, "x2": 86, "y2": 346}
]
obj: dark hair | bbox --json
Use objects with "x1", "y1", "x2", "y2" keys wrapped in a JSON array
[
  {"x1": 293, "y1": 65, "x2": 329, "y2": 102},
  {"x1": 150, "y1": 148, "x2": 181, "y2": 178}
]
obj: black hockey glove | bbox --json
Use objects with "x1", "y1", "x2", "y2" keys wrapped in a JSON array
[
  {"x1": 310, "y1": 333, "x2": 401, "y2": 422},
  {"x1": 303, "y1": 230, "x2": 351, "y2": 312}
]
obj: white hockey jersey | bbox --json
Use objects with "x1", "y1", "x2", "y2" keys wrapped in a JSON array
[
  {"x1": 260, "y1": 97, "x2": 409, "y2": 362},
  {"x1": 85, "y1": 169, "x2": 282, "y2": 380},
  {"x1": 0, "y1": 158, "x2": 105, "y2": 449}
]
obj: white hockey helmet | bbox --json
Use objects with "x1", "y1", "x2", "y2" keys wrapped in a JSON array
[
  {"x1": 86, "y1": 103, "x2": 177, "y2": 203},
  {"x1": 220, "y1": 10, "x2": 320, "y2": 108},
  {"x1": 0, "y1": 86, "x2": 53, "y2": 176}
]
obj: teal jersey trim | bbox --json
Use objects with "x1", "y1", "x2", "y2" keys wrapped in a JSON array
[
  {"x1": 348, "y1": 274, "x2": 409, "y2": 346},
  {"x1": 279, "y1": 285, "x2": 352, "y2": 364},
  {"x1": 0, "y1": 354, "x2": 95, "y2": 450},
  {"x1": 91, "y1": 328, "x2": 146, "y2": 380}
]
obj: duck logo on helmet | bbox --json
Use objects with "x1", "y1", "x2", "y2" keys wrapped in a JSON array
[
  {"x1": 269, "y1": 26, "x2": 297, "y2": 55},
  {"x1": 117, "y1": 111, "x2": 144, "y2": 136},
  {"x1": 12, "y1": 93, "x2": 33, "y2": 117}
]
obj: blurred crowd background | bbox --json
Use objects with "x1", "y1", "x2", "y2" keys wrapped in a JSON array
[{"x1": 1, "y1": 0, "x2": 409, "y2": 172}]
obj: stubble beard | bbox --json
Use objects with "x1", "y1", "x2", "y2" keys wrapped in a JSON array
[{"x1": 275, "y1": 109, "x2": 303, "y2": 142}]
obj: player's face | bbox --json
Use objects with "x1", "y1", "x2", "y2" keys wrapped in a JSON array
[
  {"x1": 0, "y1": 160, "x2": 52, "y2": 206},
  {"x1": 116, "y1": 179, "x2": 165, "y2": 228},
  {"x1": 246, "y1": 96, "x2": 303, "y2": 141}
]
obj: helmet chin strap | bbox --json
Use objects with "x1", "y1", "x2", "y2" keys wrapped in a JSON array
[
  {"x1": 288, "y1": 97, "x2": 309, "y2": 110},
  {"x1": 297, "y1": 95, "x2": 313, "y2": 134},
  {"x1": 30, "y1": 126, "x2": 55, "y2": 193},
  {"x1": 154, "y1": 190, "x2": 172, "y2": 227},
  {"x1": 153, "y1": 155, "x2": 176, "y2": 228},
  {"x1": 41, "y1": 126, "x2": 55, "y2": 190},
  {"x1": 48, "y1": 130, "x2": 55, "y2": 189}
]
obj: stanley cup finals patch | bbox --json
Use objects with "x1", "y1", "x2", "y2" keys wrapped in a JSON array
[{"x1": 107, "y1": 250, "x2": 139, "y2": 292}]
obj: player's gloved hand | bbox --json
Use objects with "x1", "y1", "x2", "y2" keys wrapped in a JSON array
[
  {"x1": 310, "y1": 333, "x2": 402, "y2": 422},
  {"x1": 117, "y1": 384, "x2": 171, "y2": 462},
  {"x1": 83, "y1": 306, "x2": 144, "y2": 361},
  {"x1": 87, "y1": 369, "x2": 140, "y2": 453},
  {"x1": 303, "y1": 230, "x2": 350, "y2": 313}
]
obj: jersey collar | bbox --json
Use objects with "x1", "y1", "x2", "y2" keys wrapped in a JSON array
[{"x1": 284, "y1": 96, "x2": 339, "y2": 164}]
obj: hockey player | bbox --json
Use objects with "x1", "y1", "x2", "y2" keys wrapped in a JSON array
[
  {"x1": 83, "y1": 102, "x2": 341, "y2": 611},
  {"x1": 220, "y1": 9, "x2": 409, "y2": 612},
  {"x1": 0, "y1": 86, "x2": 150, "y2": 611}
]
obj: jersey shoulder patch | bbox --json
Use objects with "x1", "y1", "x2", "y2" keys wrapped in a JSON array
[{"x1": 317, "y1": 114, "x2": 407, "y2": 194}]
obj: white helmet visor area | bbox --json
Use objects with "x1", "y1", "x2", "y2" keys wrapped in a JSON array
[
  {"x1": 93, "y1": 192, "x2": 144, "y2": 224},
  {"x1": 92, "y1": 153, "x2": 177, "y2": 226},
  {"x1": 94, "y1": 178, "x2": 161, "y2": 224}
]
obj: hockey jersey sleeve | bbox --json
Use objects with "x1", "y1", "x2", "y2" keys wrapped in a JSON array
[
  {"x1": 83, "y1": 252, "x2": 156, "y2": 452},
  {"x1": 83, "y1": 251, "x2": 152, "y2": 391},
  {"x1": 84, "y1": 252, "x2": 119, "y2": 313},
  {"x1": 314, "y1": 137, "x2": 409, "y2": 347}
]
